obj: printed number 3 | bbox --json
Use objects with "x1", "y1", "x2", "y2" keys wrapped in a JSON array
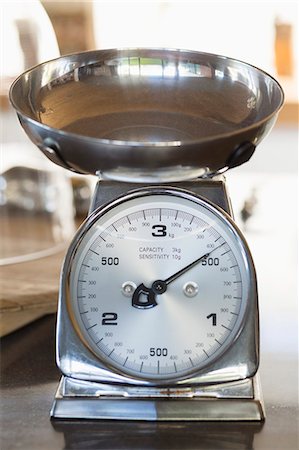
[{"x1": 152, "y1": 225, "x2": 167, "y2": 237}]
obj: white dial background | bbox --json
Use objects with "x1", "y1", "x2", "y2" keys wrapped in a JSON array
[{"x1": 69, "y1": 191, "x2": 250, "y2": 381}]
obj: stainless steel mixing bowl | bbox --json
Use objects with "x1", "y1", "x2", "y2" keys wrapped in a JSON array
[{"x1": 9, "y1": 48, "x2": 284, "y2": 182}]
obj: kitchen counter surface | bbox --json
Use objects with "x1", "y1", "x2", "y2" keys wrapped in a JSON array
[
  {"x1": 1, "y1": 314, "x2": 298, "y2": 450},
  {"x1": 1, "y1": 173, "x2": 298, "y2": 449}
]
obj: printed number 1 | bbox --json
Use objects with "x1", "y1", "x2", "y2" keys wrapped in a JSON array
[{"x1": 206, "y1": 313, "x2": 217, "y2": 326}]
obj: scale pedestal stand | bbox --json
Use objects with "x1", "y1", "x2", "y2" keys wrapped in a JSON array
[
  {"x1": 51, "y1": 177, "x2": 265, "y2": 421},
  {"x1": 51, "y1": 373, "x2": 264, "y2": 421},
  {"x1": 51, "y1": 375, "x2": 265, "y2": 421}
]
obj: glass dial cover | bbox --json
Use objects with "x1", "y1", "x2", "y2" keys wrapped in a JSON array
[{"x1": 67, "y1": 188, "x2": 253, "y2": 382}]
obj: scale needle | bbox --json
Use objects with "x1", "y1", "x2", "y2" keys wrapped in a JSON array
[{"x1": 132, "y1": 242, "x2": 226, "y2": 308}]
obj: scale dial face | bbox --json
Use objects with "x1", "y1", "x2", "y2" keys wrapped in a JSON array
[{"x1": 67, "y1": 188, "x2": 253, "y2": 382}]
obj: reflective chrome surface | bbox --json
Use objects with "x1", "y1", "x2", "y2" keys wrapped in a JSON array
[
  {"x1": 9, "y1": 48, "x2": 284, "y2": 181},
  {"x1": 56, "y1": 181, "x2": 259, "y2": 389},
  {"x1": 51, "y1": 375, "x2": 265, "y2": 421}
]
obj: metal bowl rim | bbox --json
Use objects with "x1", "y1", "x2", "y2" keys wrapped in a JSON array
[{"x1": 9, "y1": 47, "x2": 285, "y2": 148}]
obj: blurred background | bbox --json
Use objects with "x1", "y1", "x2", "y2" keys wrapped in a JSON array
[
  {"x1": 0, "y1": 0, "x2": 297, "y2": 346},
  {"x1": 0, "y1": 5, "x2": 298, "y2": 450}
]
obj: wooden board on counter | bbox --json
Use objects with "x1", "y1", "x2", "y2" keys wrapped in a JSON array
[{"x1": 0, "y1": 250, "x2": 66, "y2": 337}]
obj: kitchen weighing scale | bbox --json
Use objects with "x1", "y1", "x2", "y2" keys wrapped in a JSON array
[{"x1": 10, "y1": 48, "x2": 284, "y2": 421}]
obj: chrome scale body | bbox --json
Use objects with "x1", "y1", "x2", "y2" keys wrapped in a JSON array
[{"x1": 51, "y1": 177, "x2": 264, "y2": 421}]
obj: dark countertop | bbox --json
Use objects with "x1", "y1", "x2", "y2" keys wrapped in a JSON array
[{"x1": 1, "y1": 314, "x2": 298, "y2": 450}]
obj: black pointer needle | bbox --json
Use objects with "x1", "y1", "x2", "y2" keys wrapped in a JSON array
[
  {"x1": 132, "y1": 242, "x2": 226, "y2": 307},
  {"x1": 151, "y1": 241, "x2": 227, "y2": 294}
]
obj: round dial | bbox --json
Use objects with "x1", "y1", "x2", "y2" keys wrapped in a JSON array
[{"x1": 68, "y1": 188, "x2": 252, "y2": 382}]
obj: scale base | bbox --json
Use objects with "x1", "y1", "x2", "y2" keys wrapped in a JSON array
[{"x1": 51, "y1": 374, "x2": 265, "y2": 421}]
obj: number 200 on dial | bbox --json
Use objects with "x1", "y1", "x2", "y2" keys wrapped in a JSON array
[{"x1": 67, "y1": 188, "x2": 252, "y2": 382}]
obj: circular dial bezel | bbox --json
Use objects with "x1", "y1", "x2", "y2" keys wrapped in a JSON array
[{"x1": 65, "y1": 187, "x2": 254, "y2": 383}]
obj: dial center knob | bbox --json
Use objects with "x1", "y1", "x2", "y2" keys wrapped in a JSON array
[{"x1": 151, "y1": 280, "x2": 167, "y2": 295}]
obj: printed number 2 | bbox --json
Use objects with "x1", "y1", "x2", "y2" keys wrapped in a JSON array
[
  {"x1": 102, "y1": 312, "x2": 118, "y2": 325},
  {"x1": 152, "y1": 224, "x2": 167, "y2": 237}
]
